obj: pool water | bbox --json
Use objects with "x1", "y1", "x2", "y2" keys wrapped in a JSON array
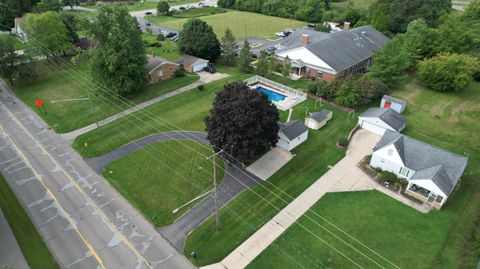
[{"x1": 256, "y1": 86, "x2": 287, "y2": 102}]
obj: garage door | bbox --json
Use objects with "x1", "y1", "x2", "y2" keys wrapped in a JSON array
[
  {"x1": 192, "y1": 63, "x2": 208, "y2": 72},
  {"x1": 361, "y1": 120, "x2": 386, "y2": 135}
]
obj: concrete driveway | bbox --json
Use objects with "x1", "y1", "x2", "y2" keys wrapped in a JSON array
[
  {"x1": 247, "y1": 147, "x2": 293, "y2": 181},
  {"x1": 198, "y1": 72, "x2": 229, "y2": 83},
  {"x1": 206, "y1": 129, "x2": 381, "y2": 269}
]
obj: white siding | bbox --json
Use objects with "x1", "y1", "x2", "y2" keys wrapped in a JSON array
[
  {"x1": 192, "y1": 62, "x2": 208, "y2": 72},
  {"x1": 380, "y1": 99, "x2": 405, "y2": 114},
  {"x1": 277, "y1": 131, "x2": 308, "y2": 151},
  {"x1": 409, "y1": 179, "x2": 447, "y2": 197},
  {"x1": 358, "y1": 117, "x2": 396, "y2": 135}
]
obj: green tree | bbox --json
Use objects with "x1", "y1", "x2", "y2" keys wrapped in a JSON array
[
  {"x1": 369, "y1": 38, "x2": 410, "y2": 87},
  {"x1": 282, "y1": 55, "x2": 291, "y2": 82},
  {"x1": 34, "y1": 0, "x2": 63, "y2": 12},
  {"x1": 334, "y1": 82, "x2": 360, "y2": 107},
  {"x1": 23, "y1": 12, "x2": 71, "y2": 58},
  {"x1": 178, "y1": 18, "x2": 221, "y2": 61},
  {"x1": 204, "y1": 81, "x2": 279, "y2": 163},
  {"x1": 401, "y1": 19, "x2": 435, "y2": 64},
  {"x1": 464, "y1": 0, "x2": 480, "y2": 20},
  {"x1": 0, "y1": 2, "x2": 15, "y2": 31},
  {"x1": 0, "y1": 35, "x2": 18, "y2": 85},
  {"x1": 88, "y1": 6, "x2": 147, "y2": 96},
  {"x1": 294, "y1": 0, "x2": 323, "y2": 22},
  {"x1": 434, "y1": 16, "x2": 476, "y2": 54},
  {"x1": 256, "y1": 52, "x2": 272, "y2": 78},
  {"x1": 62, "y1": 0, "x2": 80, "y2": 10},
  {"x1": 237, "y1": 40, "x2": 253, "y2": 73},
  {"x1": 220, "y1": 28, "x2": 237, "y2": 66},
  {"x1": 343, "y1": 7, "x2": 361, "y2": 26},
  {"x1": 156, "y1": 1, "x2": 170, "y2": 16},
  {"x1": 418, "y1": 53, "x2": 479, "y2": 92}
]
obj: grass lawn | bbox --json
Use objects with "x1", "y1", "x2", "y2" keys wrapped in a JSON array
[
  {"x1": 73, "y1": 67, "x2": 250, "y2": 157},
  {"x1": 240, "y1": 77, "x2": 480, "y2": 269},
  {"x1": 0, "y1": 173, "x2": 59, "y2": 269},
  {"x1": 184, "y1": 98, "x2": 358, "y2": 266},
  {"x1": 103, "y1": 140, "x2": 223, "y2": 227},
  {"x1": 171, "y1": 6, "x2": 227, "y2": 18},
  {"x1": 0, "y1": 33, "x2": 24, "y2": 51},
  {"x1": 83, "y1": 0, "x2": 200, "y2": 11},
  {"x1": 143, "y1": 33, "x2": 181, "y2": 61},
  {"x1": 147, "y1": 11, "x2": 307, "y2": 40},
  {"x1": 331, "y1": 0, "x2": 376, "y2": 10},
  {"x1": 11, "y1": 59, "x2": 199, "y2": 133}
]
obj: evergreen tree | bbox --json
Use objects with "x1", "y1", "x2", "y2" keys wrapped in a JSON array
[
  {"x1": 282, "y1": 56, "x2": 292, "y2": 82},
  {"x1": 368, "y1": 38, "x2": 410, "y2": 87},
  {"x1": 220, "y1": 28, "x2": 237, "y2": 65},
  {"x1": 0, "y1": 2, "x2": 15, "y2": 31},
  {"x1": 178, "y1": 18, "x2": 221, "y2": 61},
  {"x1": 237, "y1": 40, "x2": 253, "y2": 73},
  {"x1": 256, "y1": 52, "x2": 271, "y2": 78},
  {"x1": 156, "y1": 1, "x2": 170, "y2": 15}
]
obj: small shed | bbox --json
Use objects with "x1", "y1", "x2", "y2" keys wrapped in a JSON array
[
  {"x1": 277, "y1": 120, "x2": 308, "y2": 151},
  {"x1": 305, "y1": 110, "x2": 332, "y2": 130},
  {"x1": 176, "y1": 55, "x2": 209, "y2": 73},
  {"x1": 358, "y1": 108, "x2": 406, "y2": 135},
  {"x1": 380, "y1": 95, "x2": 406, "y2": 114}
]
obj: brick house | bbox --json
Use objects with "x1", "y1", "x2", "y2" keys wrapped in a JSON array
[
  {"x1": 146, "y1": 55, "x2": 179, "y2": 84},
  {"x1": 275, "y1": 25, "x2": 389, "y2": 83}
]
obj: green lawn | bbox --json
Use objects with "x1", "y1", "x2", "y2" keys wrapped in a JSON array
[
  {"x1": 331, "y1": 0, "x2": 376, "y2": 10},
  {"x1": 83, "y1": 0, "x2": 201, "y2": 11},
  {"x1": 143, "y1": 33, "x2": 181, "y2": 61},
  {"x1": 73, "y1": 67, "x2": 249, "y2": 157},
  {"x1": 0, "y1": 173, "x2": 59, "y2": 269},
  {"x1": 0, "y1": 33, "x2": 24, "y2": 51},
  {"x1": 147, "y1": 11, "x2": 307, "y2": 40},
  {"x1": 11, "y1": 59, "x2": 199, "y2": 133},
  {"x1": 239, "y1": 77, "x2": 480, "y2": 269},
  {"x1": 184, "y1": 99, "x2": 358, "y2": 266},
  {"x1": 171, "y1": 6, "x2": 227, "y2": 18},
  {"x1": 103, "y1": 140, "x2": 223, "y2": 227}
]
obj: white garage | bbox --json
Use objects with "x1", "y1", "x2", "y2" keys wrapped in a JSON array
[
  {"x1": 358, "y1": 108, "x2": 406, "y2": 135},
  {"x1": 176, "y1": 55, "x2": 209, "y2": 73},
  {"x1": 277, "y1": 120, "x2": 308, "y2": 151}
]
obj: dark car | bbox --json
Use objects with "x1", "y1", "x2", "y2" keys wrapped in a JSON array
[
  {"x1": 263, "y1": 46, "x2": 276, "y2": 55},
  {"x1": 203, "y1": 63, "x2": 216, "y2": 74},
  {"x1": 145, "y1": 20, "x2": 151, "y2": 26},
  {"x1": 165, "y1": 32, "x2": 176, "y2": 38},
  {"x1": 145, "y1": 11, "x2": 152, "y2": 15}
]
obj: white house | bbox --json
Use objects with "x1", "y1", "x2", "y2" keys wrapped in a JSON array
[
  {"x1": 370, "y1": 130, "x2": 468, "y2": 208},
  {"x1": 380, "y1": 95, "x2": 406, "y2": 114},
  {"x1": 277, "y1": 120, "x2": 308, "y2": 151},
  {"x1": 358, "y1": 107, "x2": 406, "y2": 135},
  {"x1": 305, "y1": 110, "x2": 332, "y2": 130}
]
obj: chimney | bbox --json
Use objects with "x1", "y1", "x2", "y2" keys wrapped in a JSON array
[
  {"x1": 301, "y1": 34, "x2": 309, "y2": 46},
  {"x1": 344, "y1": 22, "x2": 350, "y2": 31}
]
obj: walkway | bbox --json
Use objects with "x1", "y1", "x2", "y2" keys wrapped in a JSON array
[
  {"x1": 0, "y1": 209, "x2": 29, "y2": 269},
  {"x1": 203, "y1": 129, "x2": 381, "y2": 269},
  {"x1": 61, "y1": 72, "x2": 229, "y2": 142},
  {"x1": 85, "y1": 131, "x2": 263, "y2": 252}
]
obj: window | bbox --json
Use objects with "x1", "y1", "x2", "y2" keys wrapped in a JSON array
[
  {"x1": 316, "y1": 71, "x2": 322, "y2": 78},
  {"x1": 305, "y1": 68, "x2": 311, "y2": 75},
  {"x1": 399, "y1": 167, "x2": 410, "y2": 177},
  {"x1": 387, "y1": 149, "x2": 393, "y2": 156},
  {"x1": 158, "y1": 70, "x2": 164, "y2": 77},
  {"x1": 380, "y1": 158, "x2": 385, "y2": 163}
]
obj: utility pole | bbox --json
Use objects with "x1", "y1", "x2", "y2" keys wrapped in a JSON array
[{"x1": 207, "y1": 149, "x2": 223, "y2": 231}]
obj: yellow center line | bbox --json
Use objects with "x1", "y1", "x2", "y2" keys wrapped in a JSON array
[
  {"x1": 0, "y1": 104, "x2": 155, "y2": 269},
  {"x1": 0, "y1": 123, "x2": 106, "y2": 269}
]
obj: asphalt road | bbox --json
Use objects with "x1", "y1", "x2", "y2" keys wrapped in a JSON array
[
  {"x1": 0, "y1": 81, "x2": 194, "y2": 268},
  {"x1": 85, "y1": 131, "x2": 263, "y2": 252}
]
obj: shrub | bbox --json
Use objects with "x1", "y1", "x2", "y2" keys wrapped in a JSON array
[
  {"x1": 334, "y1": 83, "x2": 360, "y2": 107},
  {"x1": 197, "y1": 85, "x2": 204, "y2": 91},
  {"x1": 418, "y1": 53, "x2": 479, "y2": 92},
  {"x1": 174, "y1": 69, "x2": 185, "y2": 77},
  {"x1": 306, "y1": 80, "x2": 329, "y2": 97},
  {"x1": 338, "y1": 137, "x2": 349, "y2": 147},
  {"x1": 379, "y1": 171, "x2": 398, "y2": 183}
]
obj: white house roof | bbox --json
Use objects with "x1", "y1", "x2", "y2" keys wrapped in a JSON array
[
  {"x1": 375, "y1": 130, "x2": 469, "y2": 196},
  {"x1": 359, "y1": 108, "x2": 406, "y2": 132},
  {"x1": 277, "y1": 47, "x2": 335, "y2": 72},
  {"x1": 278, "y1": 120, "x2": 308, "y2": 141}
]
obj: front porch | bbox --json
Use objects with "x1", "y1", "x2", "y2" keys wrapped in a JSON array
[{"x1": 405, "y1": 182, "x2": 445, "y2": 210}]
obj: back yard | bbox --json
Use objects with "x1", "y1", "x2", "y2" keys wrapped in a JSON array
[
  {"x1": 147, "y1": 11, "x2": 307, "y2": 40},
  {"x1": 226, "y1": 77, "x2": 480, "y2": 268}
]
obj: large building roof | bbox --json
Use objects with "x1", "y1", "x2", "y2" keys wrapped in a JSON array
[
  {"x1": 359, "y1": 108, "x2": 406, "y2": 131},
  {"x1": 277, "y1": 25, "x2": 389, "y2": 72},
  {"x1": 278, "y1": 120, "x2": 308, "y2": 140},
  {"x1": 375, "y1": 130, "x2": 469, "y2": 195}
]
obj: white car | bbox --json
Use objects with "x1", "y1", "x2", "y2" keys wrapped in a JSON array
[{"x1": 275, "y1": 32, "x2": 286, "y2": 38}]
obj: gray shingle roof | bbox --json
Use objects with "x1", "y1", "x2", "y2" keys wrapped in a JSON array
[
  {"x1": 359, "y1": 108, "x2": 406, "y2": 131},
  {"x1": 308, "y1": 110, "x2": 332, "y2": 123},
  {"x1": 375, "y1": 130, "x2": 469, "y2": 195},
  {"x1": 175, "y1": 55, "x2": 208, "y2": 67},
  {"x1": 146, "y1": 55, "x2": 177, "y2": 73},
  {"x1": 278, "y1": 120, "x2": 308, "y2": 140},
  {"x1": 383, "y1": 95, "x2": 406, "y2": 106},
  {"x1": 277, "y1": 29, "x2": 330, "y2": 52}
]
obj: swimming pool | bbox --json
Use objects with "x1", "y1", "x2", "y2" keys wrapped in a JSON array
[{"x1": 256, "y1": 86, "x2": 287, "y2": 102}]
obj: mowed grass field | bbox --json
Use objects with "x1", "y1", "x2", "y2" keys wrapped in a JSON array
[
  {"x1": 0, "y1": 173, "x2": 59, "y2": 269},
  {"x1": 148, "y1": 11, "x2": 307, "y2": 40},
  {"x1": 331, "y1": 0, "x2": 376, "y2": 10},
  {"x1": 243, "y1": 77, "x2": 480, "y2": 268},
  {"x1": 11, "y1": 59, "x2": 199, "y2": 133},
  {"x1": 103, "y1": 141, "x2": 223, "y2": 227},
  {"x1": 83, "y1": 0, "x2": 201, "y2": 11},
  {"x1": 143, "y1": 33, "x2": 181, "y2": 61}
]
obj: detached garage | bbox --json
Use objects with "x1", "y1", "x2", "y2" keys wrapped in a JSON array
[
  {"x1": 277, "y1": 120, "x2": 308, "y2": 151},
  {"x1": 176, "y1": 55, "x2": 209, "y2": 73},
  {"x1": 358, "y1": 108, "x2": 406, "y2": 135}
]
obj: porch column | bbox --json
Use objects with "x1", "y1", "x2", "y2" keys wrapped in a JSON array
[{"x1": 406, "y1": 181, "x2": 413, "y2": 191}]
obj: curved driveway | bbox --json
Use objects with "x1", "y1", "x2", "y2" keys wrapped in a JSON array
[{"x1": 85, "y1": 131, "x2": 262, "y2": 251}]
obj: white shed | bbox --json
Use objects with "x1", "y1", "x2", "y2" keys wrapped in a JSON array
[
  {"x1": 380, "y1": 95, "x2": 406, "y2": 114},
  {"x1": 277, "y1": 120, "x2": 308, "y2": 151},
  {"x1": 358, "y1": 108, "x2": 406, "y2": 135},
  {"x1": 305, "y1": 110, "x2": 332, "y2": 130}
]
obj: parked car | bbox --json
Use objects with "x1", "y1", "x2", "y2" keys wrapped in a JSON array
[
  {"x1": 145, "y1": 20, "x2": 151, "y2": 26},
  {"x1": 263, "y1": 46, "x2": 276, "y2": 55},
  {"x1": 145, "y1": 11, "x2": 152, "y2": 15},
  {"x1": 165, "y1": 32, "x2": 176, "y2": 38},
  {"x1": 203, "y1": 63, "x2": 216, "y2": 74},
  {"x1": 172, "y1": 36, "x2": 180, "y2": 42},
  {"x1": 275, "y1": 32, "x2": 286, "y2": 38},
  {"x1": 198, "y1": 2, "x2": 204, "y2": 6},
  {"x1": 169, "y1": 33, "x2": 178, "y2": 40}
]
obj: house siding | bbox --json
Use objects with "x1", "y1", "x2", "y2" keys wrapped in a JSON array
[
  {"x1": 277, "y1": 131, "x2": 308, "y2": 151},
  {"x1": 149, "y1": 63, "x2": 178, "y2": 84}
]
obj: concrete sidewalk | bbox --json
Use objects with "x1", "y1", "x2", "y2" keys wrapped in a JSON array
[
  {"x1": 61, "y1": 72, "x2": 228, "y2": 142},
  {"x1": 202, "y1": 130, "x2": 381, "y2": 269},
  {"x1": 0, "y1": 209, "x2": 30, "y2": 269}
]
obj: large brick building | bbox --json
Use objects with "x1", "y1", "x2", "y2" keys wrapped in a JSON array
[{"x1": 275, "y1": 25, "x2": 389, "y2": 83}]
